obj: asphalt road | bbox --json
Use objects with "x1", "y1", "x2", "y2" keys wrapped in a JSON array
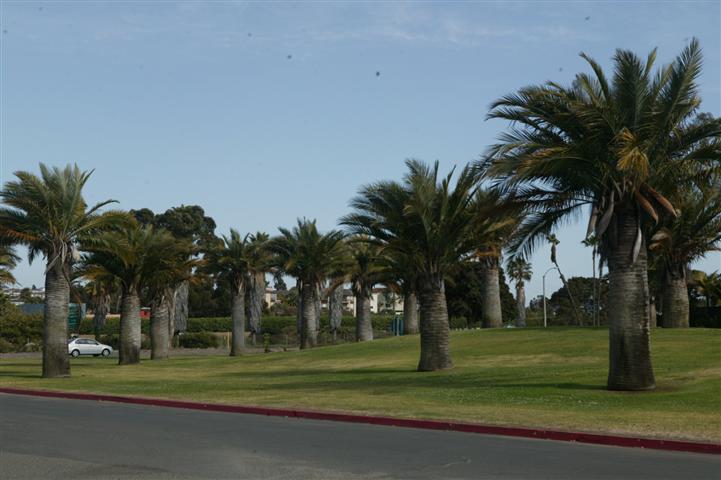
[{"x1": 1, "y1": 393, "x2": 719, "y2": 479}]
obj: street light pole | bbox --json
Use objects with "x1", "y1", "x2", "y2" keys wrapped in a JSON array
[{"x1": 542, "y1": 267, "x2": 559, "y2": 328}]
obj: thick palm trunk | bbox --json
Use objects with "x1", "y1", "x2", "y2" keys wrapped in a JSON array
[
  {"x1": 607, "y1": 206, "x2": 655, "y2": 391},
  {"x1": 173, "y1": 280, "x2": 189, "y2": 333},
  {"x1": 515, "y1": 284, "x2": 526, "y2": 327},
  {"x1": 355, "y1": 292, "x2": 373, "y2": 341},
  {"x1": 403, "y1": 291, "x2": 419, "y2": 334},
  {"x1": 167, "y1": 293, "x2": 176, "y2": 349},
  {"x1": 150, "y1": 294, "x2": 170, "y2": 360},
  {"x1": 247, "y1": 272, "x2": 264, "y2": 345},
  {"x1": 300, "y1": 281, "x2": 318, "y2": 349},
  {"x1": 661, "y1": 271, "x2": 689, "y2": 328},
  {"x1": 230, "y1": 284, "x2": 246, "y2": 356},
  {"x1": 42, "y1": 260, "x2": 71, "y2": 378},
  {"x1": 93, "y1": 294, "x2": 109, "y2": 340},
  {"x1": 480, "y1": 260, "x2": 503, "y2": 328},
  {"x1": 417, "y1": 277, "x2": 452, "y2": 371},
  {"x1": 296, "y1": 280, "x2": 303, "y2": 338},
  {"x1": 119, "y1": 286, "x2": 141, "y2": 365},
  {"x1": 329, "y1": 286, "x2": 343, "y2": 342}
]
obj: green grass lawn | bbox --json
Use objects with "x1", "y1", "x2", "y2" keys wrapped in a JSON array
[{"x1": 1, "y1": 328, "x2": 720, "y2": 442}]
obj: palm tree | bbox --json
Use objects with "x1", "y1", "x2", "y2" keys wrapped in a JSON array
[
  {"x1": 547, "y1": 234, "x2": 582, "y2": 325},
  {"x1": 692, "y1": 270, "x2": 721, "y2": 307},
  {"x1": 144, "y1": 239, "x2": 196, "y2": 360},
  {"x1": 82, "y1": 224, "x2": 185, "y2": 364},
  {"x1": 377, "y1": 251, "x2": 420, "y2": 335},
  {"x1": 328, "y1": 282, "x2": 344, "y2": 341},
  {"x1": 0, "y1": 245, "x2": 19, "y2": 286},
  {"x1": 482, "y1": 40, "x2": 720, "y2": 390},
  {"x1": 206, "y1": 229, "x2": 251, "y2": 356},
  {"x1": 582, "y1": 236, "x2": 601, "y2": 326},
  {"x1": 0, "y1": 164, "x2": 126, "y2": 377},
  {"x1": 470, "y1": 189, "x2": 518, "y2": 328},
  {"x1": 346, "y1": 237, "x2": 384, "y2": 342},
  {"x1": 649, "y1": 180, "x2": 721, "y2": 327},
  {"x1": 343, "y1": 160, "x2": 478, "y2": 371},
  {"x1": 84, "y1": 276, "x2": 118, "y2": 339},
  {"x1": 246, "y1": 232, "x2": 272, "y2": 345},
  {"x1": 269, "y1": 219, "x2": 346, "y2": 349},
  {"x1": 507, "y1": 257, "x2": 532, "y2": 327}
]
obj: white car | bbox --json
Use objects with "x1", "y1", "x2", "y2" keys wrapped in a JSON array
[{"x1": 67, "y1": 338, "x2": 113, "y2": 357}]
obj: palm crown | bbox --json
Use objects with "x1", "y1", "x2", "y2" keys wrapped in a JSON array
[
  {"x1": 483, "y1": 39, "x2": 721, "y2": 260},
  {"x1": 0, "y1": 164, "x2": 128, "y2": 269}
]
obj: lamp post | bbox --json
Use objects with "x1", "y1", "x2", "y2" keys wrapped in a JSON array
[{"x1": 542, "y1": 266, "x2": 560, "y2": 328}]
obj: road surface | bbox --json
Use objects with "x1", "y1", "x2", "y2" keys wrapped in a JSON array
[{"x1": 1, "y1": 393, "x2": 718, "y2": 479}]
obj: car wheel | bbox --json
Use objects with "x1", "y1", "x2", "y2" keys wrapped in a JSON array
[
  {"x1": 101, "y1": 349, "x2": 111, "y2": 357},
  {"x1": 71, "y1": 349, "x2": 80, "y2": 358}
]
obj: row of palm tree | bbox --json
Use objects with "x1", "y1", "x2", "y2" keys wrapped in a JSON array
[{"x1": 0, "y1": 40, "x2": 718, "y2": 392}]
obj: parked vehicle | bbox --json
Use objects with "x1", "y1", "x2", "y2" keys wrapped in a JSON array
[{"x1": 67, "y1": 338, "x2": 113, "y2": 358}]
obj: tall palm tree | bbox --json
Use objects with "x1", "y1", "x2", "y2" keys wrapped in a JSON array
[
  {"x1": 343, "y1": 160, "x2": 478, "y2": 371},
  {"x1": 470, "y1": 189, "x2": 518, "y2": 328},
  {"x1": 206, "y1": 229, "x2": 251, "y2": 356},
  {"x1": 482, "y1": 40, "x2": 720, "y2": 390},
  {"x1": 82, "y1": 224, "x2": 184, "y2": 364},
  {"x1": 144, "y1": 239, "x2": 196, "y2": 360},
  {"x1": 507, "y1": 257, "x2": 532, "y2": 327},
  {"x1": 269, "y1": 219, "x2": 346, "y2": 349},
  {"x1": 582, "y1": 235, "x2": 601, "y2": 326},
  {"x1": 0, "y1": 245, "x2": 19, "y2": 286},
  {"x1": 546, "y1": 234, "x2": 582, "y2": 325},
  {"x1": 346, "y1": 237, "x2": 384, "y2": 342},
  {"x1": 0, "y1": 164, "x2": 126, "y2": 377},
  {"x1": 84, "y1": 276, "x2": 118, "y2": 339},
  {"x1": 246, "y1": 232, "x2": 272, "y2": 345},
  {"x1": 377, "y1": 250, "x2": 420, "y2": 335},
  {"x1": 328, "y1": 282, "x2": 344, "y2": 342},
  {"x1": 649, "y1": 179, "x2": 721, "y2": 327},
  {"x1": 692, "y1": 270, "x2": 721, "y2": 307}
]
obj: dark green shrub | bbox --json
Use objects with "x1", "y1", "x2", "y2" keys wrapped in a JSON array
[
  {"x1": 0, "y1": 307, "x2": 43, "y2": 351},
  {"x1": 79, "y1": 317, "x2": 151, "y2": 335},
  {"x1": 449, "y1": 316, "x2": 468, "y2": 329},
  {"x1": 178, "y1": 332, "x2": 221, "y2": 349}
]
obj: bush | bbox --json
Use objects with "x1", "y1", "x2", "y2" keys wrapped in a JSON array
[
  {"x1": 178, "y1": 332, "x2": 221, "y2": 349},
  {"x1": 0, "y1": 306, "x2": 43, "y2": 351},
  {"x1": 97, "y1": 334, "x2": 150, "y2": 350},
  {"x1": 691, "y1": 307, "x2": 721, "y2": 328},
  {"x1": 449, "y1": 316, "x2": 468, "y2": 329},
  {"x1": 0, "y1": 338, "x2": 15, "y2": 353},
  {"x1": 79, "y1": 317, "x2": 151, "y2": 335}
]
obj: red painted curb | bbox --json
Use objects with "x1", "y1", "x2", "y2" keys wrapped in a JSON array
[{"x1": 1, "y1": 386, "x2": 719, "y2": 455}]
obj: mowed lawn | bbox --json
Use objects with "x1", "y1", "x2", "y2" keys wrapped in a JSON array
[{"x1": 1, "y1": 328, "x2": 719, "y2": 442}]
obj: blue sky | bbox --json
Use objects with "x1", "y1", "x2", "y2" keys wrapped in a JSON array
[{"x1": 1, "y1": 1, "x2": 720, "y2": 300}]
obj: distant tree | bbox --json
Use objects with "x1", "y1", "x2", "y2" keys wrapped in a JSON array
[
  {"x1": 548, "y1": 276, "x2": 609, "y2": 325},
  {"x1": 507, "y1": 257, "x2": 532, "y2": 327},
  {"x1": 155, "y1": 205, "x2": 217, "y2": 334}
]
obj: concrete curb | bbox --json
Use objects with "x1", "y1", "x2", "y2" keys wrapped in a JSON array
[{"x1": 1, "y1": 386, "x2": 719, "y2": 455}]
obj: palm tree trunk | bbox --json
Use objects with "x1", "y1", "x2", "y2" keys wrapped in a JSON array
[
  {"x1": 93, "y1": 294, "x2": 108, "y2": 340},
  {"x1": 480, "y1": 260, "x2": 503, "y2": 328},
  {"x1": 515, "y1": 284, "x2": 526, "y2": 327},
  {"x1": 300, "y1": 281, "x2": 317, "y2": 349},
  {"x1": 119, "y1": 286, "x2": 141, "y2": 365},
  {"x1": 247, "y1": 271, "x2": 264, "y2": 345},
  {"x1": 173, "y1": 280, "x2": 189, "y2": 333},
  {"x1": 607, "y1": 206, "x2": 655, "y2": 391},
  {"x1": 230, "y1": 283, "x2": 246, "y2": 356},
  {"x1": 403, "y1": 291, "x2": 419, "y2": 334},
  {"x1": 649, "y1": 296, "x2": 657, "y2": 328},
  {"x1": 296, "y1": 280, "x2": 303, "y2": 338},
  {"x1": 329, "y1": 286, "x2": 343, "y2": 342},
  {"x1": 355, "y1": 291, "x2": 373, "y2": 341},
  {"x1": 167, "y1": 293, "x2": 176, "y2": 349},
  {"x1": 592, "y1": 247, "x2": 598, "y2": 327},
  {"x1": 417, "y1": 276, "x2": 453, "y2": 371},
  {"x1": 42, "y1": 259, "x2": 71, "y2": 378},
  {"x1": 661, "y1": 271, "x2": 690, "y2": 328},
  {"x1": 150, "y1": 294, "x2": 170, "y2": 360}
]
